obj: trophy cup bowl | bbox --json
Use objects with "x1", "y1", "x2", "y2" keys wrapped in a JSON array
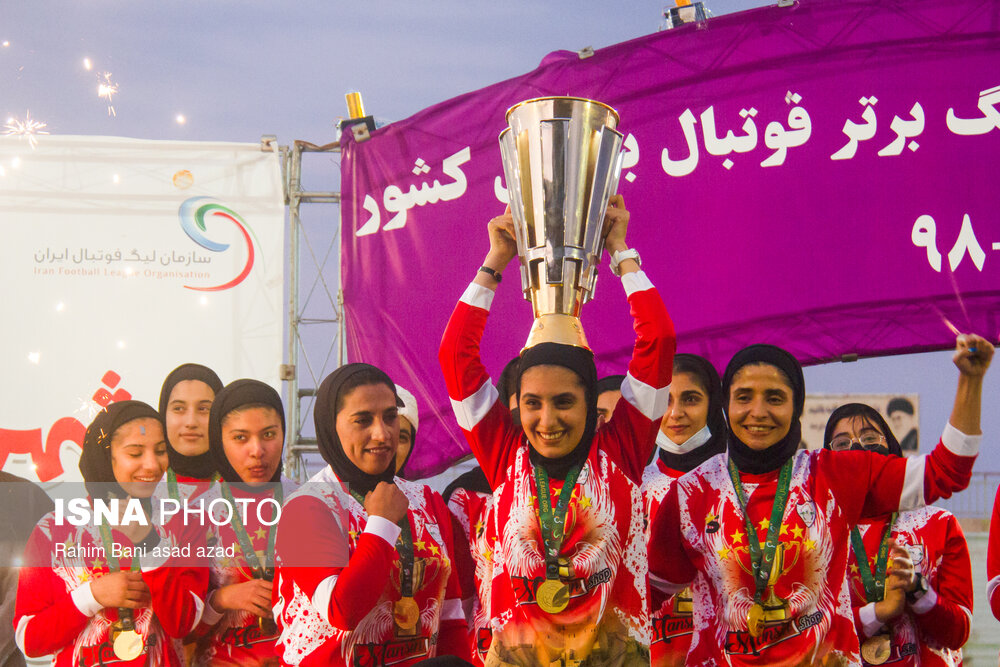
[{"x1": 498, "y1": 97, "x2": 624, "y2": 350}]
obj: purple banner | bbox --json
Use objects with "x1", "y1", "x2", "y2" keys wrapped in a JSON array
[{"x1": 341, "y1": 0, "x2": 1000, "y2": 478}]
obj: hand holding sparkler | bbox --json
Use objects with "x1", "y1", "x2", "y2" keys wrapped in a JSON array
[
  {"x1": 953, "y1": 333, "x2": 993, "y2": 378},
  {"x1": 947, "y1": 333, "x2": 993, "y2": 437}
]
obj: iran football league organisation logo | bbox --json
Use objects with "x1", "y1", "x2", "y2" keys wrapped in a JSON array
[{"x1": 178, "y1": 196, "x2": 257, "y2": 291}]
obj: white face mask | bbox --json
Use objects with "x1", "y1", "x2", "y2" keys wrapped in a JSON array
[{"x1": 656, "y1": 424, "x2": 712, "y2": 454}]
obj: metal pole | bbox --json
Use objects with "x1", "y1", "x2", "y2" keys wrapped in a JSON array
[{"x1": 285, "y1": 142, "x2": 303, "y2": 481}]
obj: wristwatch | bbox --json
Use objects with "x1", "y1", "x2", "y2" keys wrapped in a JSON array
[
  {"x1": 905, "y1": 573, "x2": 929, "y2": 604},
  {"x1": 609, "y1": 247, "x2": 641, "y2": 276}
]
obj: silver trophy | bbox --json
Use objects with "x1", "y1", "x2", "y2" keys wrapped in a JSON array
[{"x1": 499, "y1": 97, "x2": 624, "y2": 350}]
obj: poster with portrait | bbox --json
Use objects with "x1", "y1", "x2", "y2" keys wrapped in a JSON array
[{"x1": 801, "y1": 394, "x2": 920, "y2": 453}]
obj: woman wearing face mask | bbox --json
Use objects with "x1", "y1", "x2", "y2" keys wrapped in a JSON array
[
  {"x1": 648, "y1": 335, "x2": 991, "y2": 667},
  {"x1": 640, "y1": 353, "x2": 726, "y2": 666},
  {"x1": 194, "y1": 379, "x2": 298, "y2": 667},
  {"x1": 15, "y1": 401, "x2": 208, "y2": 666},
  {"x1": 158, "y1": 363, "x2": 224, "y2": 503},
  {"x1": 439, "y1": 195, "x2": 676, "y2": 666},
  {"x1": 394, "y1": 385, "x2": 419, "y2": 478},
  {"x1": 273, "y1": 364, "x2": 468, "y2": 666},
  {"x1": 824, "y1": 403, "x2": 971, "y2": 667}
]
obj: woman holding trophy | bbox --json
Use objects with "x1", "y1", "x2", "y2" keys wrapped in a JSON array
[{"x1": 439, "y1": 90, "x2": 675, "y2": 667}]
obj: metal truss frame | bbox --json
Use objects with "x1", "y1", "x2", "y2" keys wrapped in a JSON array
[{"x1": 280, "y1": 139, "x2": 344, "y2": 481}]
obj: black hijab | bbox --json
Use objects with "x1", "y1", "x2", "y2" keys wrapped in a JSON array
[
  {"x1": 823, "y1": 403, "x2": 902, "y2": 457},
  {"x1": 722, "y1": 344, "x2": 805, "y2": 474},
  {"x1": 659, "y1": 353, "x2": 728, "y2": 472},
  {"x1": 517, "y1": 342, "x2": 598, "y2": 480},
  {"x1": 80, "y1": 400, "x2": 164, "y2": 502},
  {"x1": 315, "y1": 363, "x2": 399, "y2": 496},
  {"x1": 158, "y1": 363, "x2": 223, "y2": 479},
  {"x1": 208, "y1": 379, "x2": 285, "y2": 486}
]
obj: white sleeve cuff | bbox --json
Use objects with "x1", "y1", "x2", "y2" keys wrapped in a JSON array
[
  {"x1": 188, "y1": 590, "x2": 205, "y2": 633},
  {"x1": 311, "y1": 575, "x2": 338, "y2": 624},
  {"x1": 621, "y1": 372, "x2": 669, "y2": 421},
  {"x1": 621, "y1": 270, "x2": 653, "y2": 297},
  {"x1": 140, "y1": 535, "x2": 171, "y2": 572},
  {"x1": 364, "y1": 515, "x2": 402, "y2": 546},
  {"x1": 450, "y1": 379, "x2": 499, "y2": 432},
  {"x1": 987, "y1": 574, "x2": 1000, "y2": 605},
  {"x1": 200, "y1": 590, "x2": 225, "y2": 625},
  {"x1": 71, "y1": 581, "x2": 104, "y2": 617},
  {"x1": 14, "y1": 615, "x2": 32, "y2": 655},
  {"x1": 899, "y1": 455, "x2": 927, "y2": 511},
  {"x1": 648, "y1": 571, "x2": 686, "y2": 596},
  {"x1": 859, "y1": 602, "x2": 884, "y2": 637},
  {"x1": 460, "y1": 282, "x2": 495, "y2": 311},
  {"x1": 942, "y1": 422, "x2": 981, "y2": 457},
  {"x1": 911, "y1": 585, "x2": 938, "y2": 614}
]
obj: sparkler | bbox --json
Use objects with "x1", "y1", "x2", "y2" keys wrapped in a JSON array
[
  {"x1": 940, "y1": 314, "x2": 978, "y2": 355},
  {"x1": 97, "y1": 72, "x2": 118, "y2": 117},
  {"x1": 74, "y1": 397, "x2": 102, "y2": 423},
  {"x1": 3, "y1": 111, "x2": 49, "y2": 148}
]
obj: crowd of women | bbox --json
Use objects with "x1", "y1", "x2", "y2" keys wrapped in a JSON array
[{"x1": 8, "y1": 195, "x2": 1000, "y2": 667}]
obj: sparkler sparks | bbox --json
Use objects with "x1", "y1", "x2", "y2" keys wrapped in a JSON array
[
  {"x1": 941, "y1": 316, "x2": 960, "y2": 337},
  {"x1": 83, "y1": 57, "x2": 92, "y2": 71},
  {"x1": 74, "y1": 398, "x2": 102, "y2": 423},
  {"x1": 97, "y1": 72, "x2": 118, "y2": 117},
  {"x1": 3, "y1": 111, "x2": 49, "y2": 148}
]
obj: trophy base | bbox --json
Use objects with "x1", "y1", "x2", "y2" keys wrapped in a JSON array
[{"x1": 524, "y1": 314, "x2": 590, "y2": 351}]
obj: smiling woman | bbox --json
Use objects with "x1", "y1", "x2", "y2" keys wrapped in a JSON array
[
  {"x1": 272, "y1": 363, "x2": 469, "y2": 666},
  {"x1": 14, "y1": 401, "x2": 208, "y2": 666},
  {"x1": 439, "y1": 196, "x2": 677, "y2": 666},
  {"x1": 648, "y1": 337, "x2": 993, "y2": 667},
  {"x1": 157, "y1": 363, "x2": 224, "y2": 503},
  {"x1": 641, "y1": 353, "x2": 727, "y2": 666}
]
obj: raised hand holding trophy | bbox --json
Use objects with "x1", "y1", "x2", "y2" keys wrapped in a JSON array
[{"x1": 498, "y1": 96, "x2": 625, "y2": 350}]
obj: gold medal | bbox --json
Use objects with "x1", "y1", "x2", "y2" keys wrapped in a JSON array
[
  {"x1": 536, "y1": 579, "x2": 570, "y2": 614},
  {"x1": 393, "y1": 596, "x2": 420, "y2": 631},
  {"x1": 747, "y1": 602, "x2": 765, "y2": 638},
  {"x1": 860, "y1": 633, "x2": 891, "y2": 665},
  {"x1": 112, "y1": 627, "x2": 144, "y2": 661}
]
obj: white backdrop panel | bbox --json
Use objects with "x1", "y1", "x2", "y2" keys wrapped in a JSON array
[{"x1": 0, "y1": 135, "x2": 284, "y2": 488}]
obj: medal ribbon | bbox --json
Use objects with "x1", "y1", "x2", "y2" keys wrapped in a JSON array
[
  {"x1": 98, "y1": 520, "x2": 142, "y2": 631},
  {"x1": 850, "y1": 514, "x2": 897, "y2": 603},
  {"x1": 350, "y1": 488, "x2": 416, "y2": 598},
  {"x1": 167, "y1": 469, "x2": 179, "y2": 502},
  {"x1": 167, "y1": 468, "x2": 219, "y2": 502},
  {"x1": 533, "y1": 463, "x2": 583, "y2": 581},
  {"x1": 727, "y1": 456, "x2": 794, "y2": 603},
  {"x1": 220, "y1": 481, "x2": 283, "y2": 580}
]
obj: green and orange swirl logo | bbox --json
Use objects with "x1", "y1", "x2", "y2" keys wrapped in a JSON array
[{"x1": 178, "y1": 197, "x2": 257, "y2": 291}]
